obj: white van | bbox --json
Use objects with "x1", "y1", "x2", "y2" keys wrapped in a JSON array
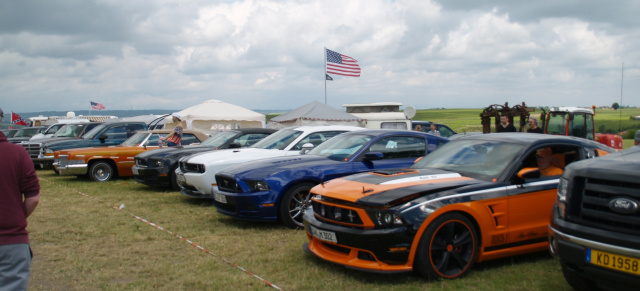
[{"x1": 343, "y1": 102, "x2": 414, "y2": 130}]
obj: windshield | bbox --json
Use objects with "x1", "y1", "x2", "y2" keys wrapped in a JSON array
[
  {"x1": 121, "y1": 132, "x2": 155, "y2": 146},
  {"x1": 546, "y1": 112, "x2": 567, "y2": 135},
  {"x1": 14, "y1": 127, "x2": 42, "y2": 137},
  {"x1": 44, "y1": 124, "x2": 64, "y2": 135},
  {"x1": 82, "y1": 124, "x2": 108, "y2": 139},
  {"x1": 307, "y1": 133, "x2": 371, "y2": 161},
  {"x1": 54, "y1": 124, "x2": 83, "y2": 137},
  {"x1": 412, "y1": 139, "x2": 525, "y2": 181},
  {"x1": 201, "y1": 131, "x2": 239, "y2": 147},
  {"x1": 251, "y1": 128, "x2": 302, "y2": 150}
]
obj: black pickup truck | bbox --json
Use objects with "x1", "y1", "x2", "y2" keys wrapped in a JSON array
[{"x1": 549, "y1": 146, "x2": 640, "y2": 290}]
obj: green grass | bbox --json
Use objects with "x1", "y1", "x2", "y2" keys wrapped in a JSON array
[{"x1": 29, "y1": 170, "x2": 570, "y2": 290}]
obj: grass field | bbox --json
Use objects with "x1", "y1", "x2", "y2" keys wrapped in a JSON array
[
  {"x1": 29, "y1": 170, "x2": 570, "y2": 290},
  {"x1": 26, "y1": 107, "x2": 639, "y2": 290}
]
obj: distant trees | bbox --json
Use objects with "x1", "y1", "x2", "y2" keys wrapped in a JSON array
[{"x1": 612, "y1": 102, "x2": 620, "y2": 110}]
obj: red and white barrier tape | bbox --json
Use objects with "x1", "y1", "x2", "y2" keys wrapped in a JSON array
[{"x1": 41, "y1": 178, "x2": 283, "y2": 290}]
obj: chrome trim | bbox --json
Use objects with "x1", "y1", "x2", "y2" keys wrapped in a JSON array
[{"x1": 550, "y1": 226, "x2": 640, "y2": 258}]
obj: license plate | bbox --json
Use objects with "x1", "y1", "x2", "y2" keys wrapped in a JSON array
[
  {"x1": 310, "y1": 226, "x2": 337, "y2": 243},
  {"x1": 586, "y1": 248, "x2": 640, "y2": 276},
  {"x1": 132, "y1": 167, "x2": 139, "y2": 175},
  {"x1": 214, "y1": 193, "x2": 227, "y2": 204},
  {"x1": 177, "y1": 173, "x2": 186, "y2": 185}
]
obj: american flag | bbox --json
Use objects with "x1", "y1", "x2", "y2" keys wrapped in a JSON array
[
  {"x1": 326, "y1": 48, "x2": 360, "y2": 77},
  {"x1": 91, "y1": 101, "x2": 106, "y2": 110}
]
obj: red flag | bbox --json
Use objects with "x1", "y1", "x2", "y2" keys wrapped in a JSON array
[
  {"x1": 326, "y1": 48, "x2": 361, "y2": 77},
  {"x1": 11, "y1": 112, "x2": 28, "y2": 126}
]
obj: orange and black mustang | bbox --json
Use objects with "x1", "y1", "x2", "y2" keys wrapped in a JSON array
[{"x1": 303, "y1": 133, "x2": 614, "y2": 279}]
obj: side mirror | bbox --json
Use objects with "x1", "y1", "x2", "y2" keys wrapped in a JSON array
[
  {"x1": 228, "y1": 143, "x2": 241, "y2": 149},
  {"x1": 99, "y1": 133, "x2": 108, "y2": 140},
  {"x1": 300, "y1": 143, "x2": 315, "y2": 155},
  {"x1": 364, "y1": 152, "x2": 384, "y2": 161},
  {"x1": 517, "y1": 167, "x2": 540, "y2": 179}
]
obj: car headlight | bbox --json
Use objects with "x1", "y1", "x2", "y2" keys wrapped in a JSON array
[
  {"x1": 366, "y1": 209, "x2": 404, "y2": 227},
  {"x1": 44, "y1": 148, "x2": 54, "y2": 154},
  {"x1": 153, "y1": 160, "x2": 164, "y2": 167},
  {"x1": 245, "y1": 180, "x2": 270, "y2": 192},
  {"x1": 557, "y1": 177, "x2": 568, "y2": 203}
]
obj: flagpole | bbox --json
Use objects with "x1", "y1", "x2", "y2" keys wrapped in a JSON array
[{"x1": 324, "y1": 47, "x2": 327, "y2": 105}]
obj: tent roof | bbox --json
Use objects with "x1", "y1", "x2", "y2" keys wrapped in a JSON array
[
  {"x1": 177, "y1": 100, "x2": 264, "y2": 122},
  {"x1": 269, "y1": 101, "x2": 363, "y2": 123}
]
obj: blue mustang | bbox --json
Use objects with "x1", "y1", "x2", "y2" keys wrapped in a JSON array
[{"x1": 213, "y1": 130, "x2": 449, "y2": 228}]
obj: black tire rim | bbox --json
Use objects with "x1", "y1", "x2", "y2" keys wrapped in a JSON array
[{"x1": 429, "y1": 220, "x2": 475, "y2": 278}]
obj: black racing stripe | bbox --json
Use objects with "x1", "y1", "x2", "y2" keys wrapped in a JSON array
[
  {"x1": 343, "y1": 168, "x2": 452, "y2": 185},
  {"x1": 484, "y1": 237, "x2": 548, "y2": 252}
]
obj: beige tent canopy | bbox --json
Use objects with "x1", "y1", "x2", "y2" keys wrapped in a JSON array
[
  {"x1": 267, "y1": 101, "x2": 364, "y2": 129},
  {"x1": 165, "y1": 100, "x2": 265, "y2": 134}
]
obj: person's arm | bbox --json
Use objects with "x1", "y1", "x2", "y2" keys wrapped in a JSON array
[{"x1": 24, "y1": 196, "x2": 39, "y2": 218}]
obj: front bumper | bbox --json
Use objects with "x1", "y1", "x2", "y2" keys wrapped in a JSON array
[
  {"x1": 132, "y1": 166, "x2": 170, "y2": 187},
  {"x1": 549, "y1": 225, "x2": 640, "y2": 289},
  {"x1": 57, "y1": 164, "x2": 88, "y2": 176},
  {"x1": 303, "y1": 209, "x2": 415, "y2": 273},
  {"x1": 212, "y1": 188, "x2": 278, "y2": 222}
]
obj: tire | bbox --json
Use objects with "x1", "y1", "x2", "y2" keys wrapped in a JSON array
[
  {"x1": 89, "y1": 161, "x2": 115, "y2": 182},
  {"x1": 170, "y1": 166, "x2": 180, "y2": 191},
  {"x1": 279, "y1": 182, "x2": 315, "y2": 229},
  {"x1": 414, "y1": 213, "x2": 478, "y2": 280}
]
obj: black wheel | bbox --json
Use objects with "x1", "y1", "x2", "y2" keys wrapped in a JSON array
[
  {"x1": 561, "y1": 262, "x2": 600, "y2": 291},
  {"x1": 414, "y1": 213, "x2": 478, "y2": 279},
  {"x1": 89, "y1": 161, "x2": 115, "y2": 182},
  {"x1": 279, "y1": 183, "x2": 315, "y2": 229},
  {"x1": 170, "y1": 166, "x2": 180, "y2": 191}
]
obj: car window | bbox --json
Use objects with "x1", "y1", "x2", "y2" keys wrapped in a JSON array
[
  {"x1": 369, "y1": 136, "x2": 426, "y2": 159},
  {"x1": 104, "y1": 126, "x2": 127, "y2": 140},
  {"x1": 181, "y1": 134, "x2": 201, "y2": 145},
  {"x1": 128, "y1": 124, "x2": 145, "y2": 137},
  {"x1": 515, "y1": 145, "x2": 581, "y2": 179},
  {"x1": 292, "y1": 131, "x2": 345, "y2": 150},
  {"x1": 251, "y1": 128, "x2": 302, "y2": 150},
  {"x1": 235, "y1": 133, "x2": 271, "y2": 147},
  {"x1": 437, "y1": 125, "x2": 455, "y2": 138}
]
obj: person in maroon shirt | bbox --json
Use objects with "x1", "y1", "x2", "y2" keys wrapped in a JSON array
[{"x1": 0, "y1": 107, "x2": 40, "y2": 290}]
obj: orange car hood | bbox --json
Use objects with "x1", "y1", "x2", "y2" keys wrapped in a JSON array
[{"x1": 312, "y1": 168, "x2": 481, "y2": 206}]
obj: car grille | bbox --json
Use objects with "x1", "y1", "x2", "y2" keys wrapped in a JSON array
[
  {"x1": 566, "y1": 176, "x2": 640, "y2": 235},
  {"x1": 311, "y1": 199, "x2": 364, "y2": 226},
  {"x1": 216, "y1": 175, "x2": 241, "y2": 193},
  {"x1": 179, "y1": 161, "x2": 205, "y2": 173},
  {"x1": 57, "y1": 155, "x2": 69, "y2": 168},
  {"x1": 22, "y1": 142, "x2": 42, "y2": 159}
]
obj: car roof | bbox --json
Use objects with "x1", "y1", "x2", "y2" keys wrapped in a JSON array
[
  {"x1": 461, "y1": 132, "x2": 604, "y2": 146},
  {"x1": 235, "y1": 128, "x2": 278, "y2": 134}
]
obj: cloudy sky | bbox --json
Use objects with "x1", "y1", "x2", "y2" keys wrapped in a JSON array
[{"x1": 1, "y1": 0, "x2": 639, "y2": 113}]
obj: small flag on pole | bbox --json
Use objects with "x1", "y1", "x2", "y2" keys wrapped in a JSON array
[
  {"x1": 11, "y1": 112, "x2": 29, "y2": 126},
  {"x1": 91, "y1": 101, "x2": 106, "y2": 110},
  {"x1": 326, "y1": 48, "x2": 361, "y2": 77},
  {"x1": 326, "y1": 74, "x2": 333, "y2": 81}
]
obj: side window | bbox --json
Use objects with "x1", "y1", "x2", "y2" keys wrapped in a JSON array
[
  {"x1": 147, "y1": 134, "x2": 162, "y2": 145},
  {"x1": 369, "y1": 136, "x2": 426, "y2": 159},
  {"x1": 235, "y1": 133, "x2": 270, "y2": 147},
  {"x1": 437, "y1": 126, "x2": 454, "y2": 138},
  {"x1": 293, "y1": 131, "x2": 345, "y2": 150},
  {"x1": 517, "y1": 146, "x2": 579, "y2": 179},
  {"x1": 128, "y1": 124, "x2": 145, "y2": 137},
  {"x1": 585, "y1": 114, "x2": 594, "y2": 140},
  {"x1": 103, "y1": 126, "x2": 127, "y2": 140},
  {"x1": 180, "y1": 134, "x2": 200, "y2": 145},
  {"x1": 570, "y1": 114, "x2": 586, "y2": 138}
]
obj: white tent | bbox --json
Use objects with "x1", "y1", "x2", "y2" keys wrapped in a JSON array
[
  {"x1": 267, "y1": 101, "x2": 364, "y2": 129},
  {"x1": 165, "y1": 100, "x2": 265, "y2": 134}
]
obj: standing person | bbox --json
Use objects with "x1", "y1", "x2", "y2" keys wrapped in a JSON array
[
  {"x1": 427, "y1": 124, "x2": 440, "y2": 136},
  {"x1": 527, "y1": 116, "x2": 543, "y2": 133},
  {"x1": 160, "y1": 113, "x2": 183, "y2": 147},
  {"x1": 0, "y1": 107, "x2": 40, "y2": 291},
  {"x1": 497, "y1": 114, "x2": 517, "y2": 132}
]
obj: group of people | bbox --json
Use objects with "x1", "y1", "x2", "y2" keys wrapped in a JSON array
[
  {"x1": 414, "y1": 124, "x2": 441, "y2": 136},
  {"x1": 496, "y1": 114, "x2": 543, "y2": 133}
]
